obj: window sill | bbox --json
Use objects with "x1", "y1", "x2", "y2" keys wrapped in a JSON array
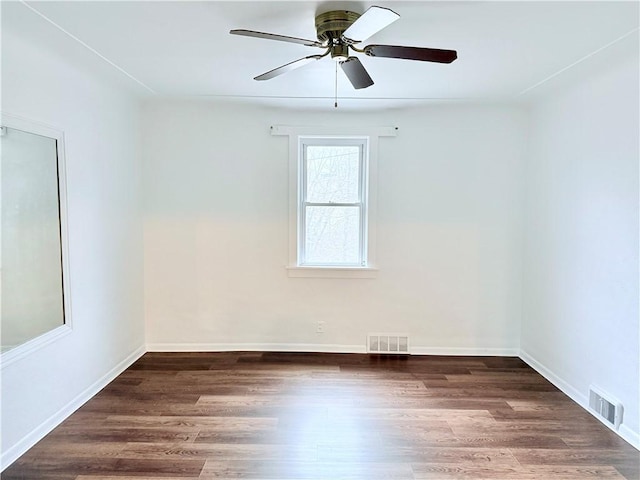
[
  {"x1": 1, "y1": 324, "x2": 72, "y2": 369},
  {"x1": 286, "y1": 266, "x2": 378, "y2": 279}
]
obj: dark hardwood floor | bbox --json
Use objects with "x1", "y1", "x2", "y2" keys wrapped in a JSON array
[{"x1": 3, "y1": 352, "x2": 639, "y2": 479}]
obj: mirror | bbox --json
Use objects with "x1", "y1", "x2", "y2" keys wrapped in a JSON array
[{"x1": 1, "y1": 114, "x2": 71, "y2": 360}]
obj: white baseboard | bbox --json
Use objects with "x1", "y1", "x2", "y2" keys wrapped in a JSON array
[
  {"x1": 520, "y1": 349, "x2": 639, "y2": 451},
  {"x1": 146, "y1": 342, "x2": 367, "y2": 354},
  {"x1": 519, "y1": 349, "x2": 588, "y2": 404},
  {"x1": 147, "y1": 342, "x2": 520, "y2": 357},
  {"x1": 1, "y1": 345, "x2": 146, "y2": 471},
  {"x1": 619, "y1": 425, "x2": 640, "y2": 450},
  {"x1": 411, "y1": 346, "x2": 520, "y2": 356}
]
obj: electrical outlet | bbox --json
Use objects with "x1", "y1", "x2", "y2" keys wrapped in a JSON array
[{"x1": 316, "y1": 321, "x2": 325, "y2": 333}]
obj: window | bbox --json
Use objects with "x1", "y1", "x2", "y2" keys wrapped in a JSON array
[
  {"x1": 299, "y1": 138, "x2": 367, "y2": 267},
  {"x1": 1, "y1": 113, "x2": 72, "y2": 366},
  {"x1": 271, "y1": 125, "x2": 396, "y2": 278}
]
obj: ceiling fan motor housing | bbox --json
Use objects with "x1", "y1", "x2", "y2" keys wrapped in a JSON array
[
  {"x1": 315, "y1": 10, "x2": 360, "y2": 43},
  {"x1": 315, "y1": 10, "x2": 359, "y2": 61}
]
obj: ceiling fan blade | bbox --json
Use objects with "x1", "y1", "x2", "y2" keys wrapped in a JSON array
[
  {"x1": 254, "y1": 54, "x2": 325, "y2": 81},
  {"x1": 230, "y1": 29, "x2": 324, "y2": 48},
  {"x1": 342, "y1": 6, "x2": 400, "y2": 44},
  {"x1": 340, "y1": 57, "x2": 374, "y2": 89},
  {"x1": 364, "y1": 44, "x2": 457, "y2": 63}
]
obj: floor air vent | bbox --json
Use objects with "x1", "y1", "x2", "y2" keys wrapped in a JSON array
[
  {"x1": 589, "y1": 385, "x2": 623, "y2": 429},
  {"x1": 368, "y1": 334, "x2": 409, "y2": 354}
]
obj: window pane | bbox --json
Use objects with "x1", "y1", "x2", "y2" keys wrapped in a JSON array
[
  {"x1": 306, "y1": 145, "x2": 360, "y2": 203},
  {"x1": 304, "y1": 206, "x2": 360, "y2": 264},
  {"x1": 1, "y1": 127, "x2": 65, "y2": 352}
]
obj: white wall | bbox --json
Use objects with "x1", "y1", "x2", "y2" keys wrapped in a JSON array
[
  {"x1": 0, "y1": 30, "x2": 145, "y2": 466},
  {"x1": 142, "y1": 101, "x2": 526, "y2": 354},
  {"x1": 521, "y1": 54, "x2": 639, "y2": 446}
]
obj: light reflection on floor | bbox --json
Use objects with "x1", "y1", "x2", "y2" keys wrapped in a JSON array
[{"x1": 275, "y1": 373, "x2": 412, "y2": 479}]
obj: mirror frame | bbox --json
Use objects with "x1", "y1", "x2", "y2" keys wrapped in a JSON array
[{"x1": 0, "y1": 112, "x2": 73, "y2": 368}]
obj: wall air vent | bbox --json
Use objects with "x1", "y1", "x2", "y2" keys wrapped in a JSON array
[
  {"x1": 589, "y1": 385, "x2": 623, "y2": 429},
  {"x1": 367, "y1": 334, "x2": 409, "y2": 354}
]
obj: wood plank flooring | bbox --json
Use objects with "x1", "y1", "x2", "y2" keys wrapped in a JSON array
[{"x1": 3, "y1": 352, "x2": 639, "y2": 479}]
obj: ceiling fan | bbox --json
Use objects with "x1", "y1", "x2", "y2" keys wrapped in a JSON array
[{"x1": 230, "y1": 6, "x2": 457, "y2": 90}]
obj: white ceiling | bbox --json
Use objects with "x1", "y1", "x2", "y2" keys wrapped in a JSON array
[{"x1": 3, "y1": 1, "x2": 639, "y2": 109}]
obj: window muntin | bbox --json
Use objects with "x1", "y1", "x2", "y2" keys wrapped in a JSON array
[{"x1": 299, "y1": 138, "x2": 368, "y2": 267}]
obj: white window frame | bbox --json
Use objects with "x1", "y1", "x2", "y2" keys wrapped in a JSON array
[
  {"x1": 271, "y1": 125, "x2": 397, "y2": 279},
  {"x1": 0, "y1": 112, "x2": 73, "y2": 368},
  {"x1": 299, "y1": 137, "x2": 368, "y2": 268}
]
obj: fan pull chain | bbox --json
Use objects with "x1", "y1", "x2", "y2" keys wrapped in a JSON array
[{"x1": 334, "y1": 62, "x2": 338, "y2": 108}]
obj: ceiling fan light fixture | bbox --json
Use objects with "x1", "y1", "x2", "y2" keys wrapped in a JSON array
[{"x1": 331, "y1": 43, "x2": 349, "y2": 62}]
